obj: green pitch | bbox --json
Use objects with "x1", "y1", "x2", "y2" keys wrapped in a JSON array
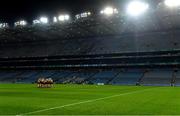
[{"x1": 0, "y1": 84, "x2": 180, "y2": 115}]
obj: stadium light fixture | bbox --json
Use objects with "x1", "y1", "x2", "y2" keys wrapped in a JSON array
[
  {"x1": 33, "y1": 20, "x2": 40, "y2": 25},
  {"x1": 40, "y1": 17, "x2": 48, "y2": 24},
  {"x1": 76, "y1": 12, "x2": 91, "y2": 19},
  {"x1": 14, "y1": 20, "x2": 27, "y2": 27},
  {"x1": 58, "y1": 15, "x2": 65, "y2": 21},
  {"x1": 0, "y1": 23, "x2": 8, "y2": 28},
  {"x1": 64, "y1": 15, "x2": 70, "y2": 20},
  {"x1": 165, "y1": 0, "x2": 180, "y2": 7},
  {"x1": 75, "y1": 15, "x2": 80, "y2": 19},
  {"x1": 100, "y1": 7, "x2": 118, "y2": 15},
  {"x1": 104, "y1": 7, "x2": 114, "y2": 15},
  {"x1": 100, "y1": 10, "x2": 104, "y2": 14},
  {"x1": 58, "y1": 14, "x2": 70, "y2": 22},
  {"x1": 53, "y1": 17, "x2": 58, "y2": 23},
  {"x1": 87, "y1": 12, "x2": 91, "y2": 15},
  {"x1": 127, "y1": 1, "x2": 149, "y2": 16}
]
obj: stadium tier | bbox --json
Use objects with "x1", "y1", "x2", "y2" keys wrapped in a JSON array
[
  {"x1": 0, "y1": 69, "x2": 179, "y2": 86},
  {"x1": 0, "y1": 2, "x2": 180, "y2": 86},
  {"x1": 0, "y1": 6, "x2": 180, "y2": 57}
]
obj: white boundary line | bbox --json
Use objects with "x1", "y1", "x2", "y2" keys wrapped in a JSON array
[{"x1": 20, "y1": 87, "x2": 157, "y2": 115}]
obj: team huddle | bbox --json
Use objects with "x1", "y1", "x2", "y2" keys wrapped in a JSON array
[{"x1": 37, "y1": 78, "x2": 54, "y2": 88}]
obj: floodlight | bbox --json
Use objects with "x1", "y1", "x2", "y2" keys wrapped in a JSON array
[
  {"x1": 165, "y1": 0, "x2": 180, "y2": 7},
  {"x1": 104, "y1": 7, "x2": 114, "y2": 15},
  {"x1": 58, "y1": 15, "x2": 65, "y2": 21},
  {"x1": 64, "y1": 15, "x2": 70, "y2": 20},
  {"x1": 76, "y1": 12, "x2": 91, "y2": 19},
  {"x1": 76, "y1": 15, "x2": 80, "y2": 19},
  {"x1": 0, "y1": 23, "x2": 8, "y2": 28},
  {"x1": 100, "y1": 11, "x2": 104, "y2": 14},
  {"x1": 87, "y1": 12, "x2": 91, "y2": 15},
  {"x1": 33, "y1": 20, "x2": 40, "y2": 25},
  {"x1": 127, "y1": 1, "x2": 149, "y2": 16},
  {"x1": 58, "y1": 14, "x2": 70, "y2": 21},
  {"x1": 81, "y1": 13, "x2": 86, "y2": 17},
  {"x1": 0, "y1": 24, "x2": 4, "y2": 28},
  {"x1": 113, "y1": 9, "x2": 118, "y2": 14},
  {"x1": 40, "y1": 17, "x2": 48, "y2": 24},
  {"x1": 19, "y1": 20, "x2": 27, "y2": 26},
  {"x1": 100, "y1": 7, "x2": 118, "y2": 15},
  {"x1": 53, "y1": 17, "x2": 58, "y2": 23},
  {"x1": 15, "y1": 20, "x2": 27, "y2": 26}
]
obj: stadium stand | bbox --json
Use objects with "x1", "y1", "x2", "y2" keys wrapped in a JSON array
[
  {"x1": 0, "y1": 2, "x2": 180, "y2": 86},
  {"x1": 175, "y1": 71, "x2": 180, "y2": 86},
  {"x1": 140, "y1": 69, "x2": 173, "y2": 86},
  {"x1": 110, "y1": 69, "x2": 144, "y2": 85},
  {"x1": 88, "y1": 70, "x2": 117, "y2": 84},
  {"x1": 0, "y1": 69, "x2": 178, "y2": 86}
]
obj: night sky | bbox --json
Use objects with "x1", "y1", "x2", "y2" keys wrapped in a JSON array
[{"x1": 0, "y1": 0, "x2": 161, "y2": 24}]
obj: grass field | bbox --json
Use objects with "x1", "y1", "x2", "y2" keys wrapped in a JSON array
[{"x1": 0, "y1": 84, "x2": 180, "y2": 115}]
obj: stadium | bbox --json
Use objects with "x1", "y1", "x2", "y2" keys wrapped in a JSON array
[{"x1": 1, "y1": 0, "x2": 180, "y2": 115}]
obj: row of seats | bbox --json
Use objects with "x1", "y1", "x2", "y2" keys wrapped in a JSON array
[
  {"x1": 140, "y1": 69, "x2": 173, "y2": 86},
  {"x1": 111, "y1": 69, "x2": 144, "y2": 85},
  {"x1": 0, "y1": 69, "x2": 179, "y2": 86},
  {"x1": 0, "y1": 32, "x2": 180, "y2": 58}
]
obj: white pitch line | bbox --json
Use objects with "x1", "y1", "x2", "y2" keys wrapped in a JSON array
[{"x1": 20, "y1": 87, "x2": 157, "y2": 115}]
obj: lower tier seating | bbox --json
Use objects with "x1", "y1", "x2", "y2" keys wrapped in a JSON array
[
  {"x1": 140, "y1": 69, "x2": 172, "y2": 86},
  {"x1": 0, "y1": 68, "x2": 176, "y2": 86}
]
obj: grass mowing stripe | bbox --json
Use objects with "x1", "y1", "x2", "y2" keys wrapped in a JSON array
[{"x1": 21, "y1": 87, "x2": 157, "y2": 115}]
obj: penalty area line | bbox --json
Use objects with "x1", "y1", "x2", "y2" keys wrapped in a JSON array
[{"x1": 20, "y1": 87, "x2": 157, "y2": 115}]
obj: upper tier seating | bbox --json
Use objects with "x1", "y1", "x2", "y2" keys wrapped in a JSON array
[{"x1": 0, "y1": 32, "x2": 180, "y2": 58}]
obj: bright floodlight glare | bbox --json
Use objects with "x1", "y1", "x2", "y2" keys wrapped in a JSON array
[
  {"x1": 104, "y1": 7, "x2": 114, "y2": 15},
  {"x1": 15, "y1": 20, "x2": 27, "y2": 26},
  {"x1": 53, "y1": 17, "x2": 57, "y2": 23},
  {"x1": 40, "y1": 17, "x2": 48, "y2": 24},
  {"x1": 101, "y1": 7, "x2": 115, "y2": 15},
  {"x1": 100, "y1": 10, "x2": 104, "y2": 14},
  {"x1": 165, "y1": 0, "x2": 180, "y2": 7},
  {"x1": 64, "y1": 15, "x2": 70, "y2": 20},
  {"x1": 100, "y1": 7, "x2": 118, "y2": 15},
  {"x1": 20, "y1": 20, "x2": 27, "y2": 26},
  {"x1": 76, "y1": 12, "x2": 91, "y2": 19},
  {"x1": 87, "y1": 12, "x2": 91, "y2": 15},
  {"x1": 58, "y1": 14, "x2": 70, "y2": 21},
  {"x1": 127, "y1": 1, "x2": 149, "y2": 16},
  {"x1": 0, "y1": 23, "x2": 8, "y2": 28},
  {"x1": 76, "y1": 15, "x2": 80, "y2": 19},
  {"x1": 33, "y1": 20, "x2": 40, "y2": 25},
  {"x1": 58, "y1": 15, "x2": 65, "y2": 21}
]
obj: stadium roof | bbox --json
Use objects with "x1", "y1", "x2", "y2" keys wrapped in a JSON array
[
  {"x1": 0, "y1": 0, "x2": 179, "y2": 42},
  {"x1": 0, "y1": 0, "x2": 178, "y2": 27},
  {"x1": 0, "y1": 0, "x2": 163, "y2": 24}
]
